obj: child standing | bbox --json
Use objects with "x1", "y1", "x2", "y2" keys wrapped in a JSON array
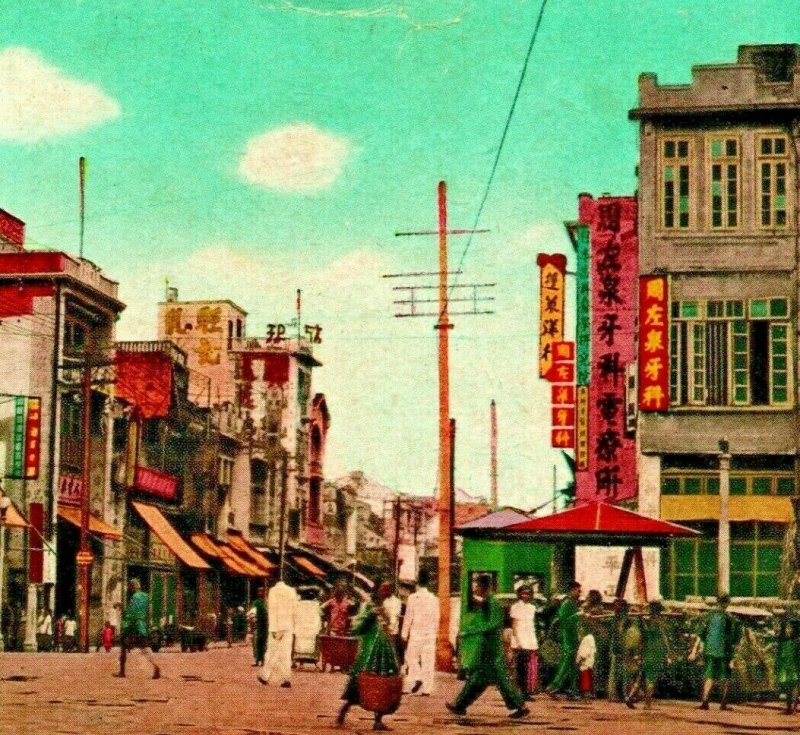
[
  {"x1": 102, "y1": 620, "x2": 115, "y2": 652},
  {"x1": 576, "y1": 624, "x2": 597, "y2": 699}
]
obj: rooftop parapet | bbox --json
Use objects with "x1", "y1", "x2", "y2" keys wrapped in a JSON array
[{"x1": 630, "y1": 44, "x2": 800, "y2": 119}]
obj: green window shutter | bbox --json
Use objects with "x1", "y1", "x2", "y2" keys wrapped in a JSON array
[
  {"x1": 770, "y1": 323, "x2": 790, "y2": 405},
  {"x1": 732, "y1": 320, "x2": 749, "y2": 404},
  {"x1": 730, "y1": 477, "x2": 747, "y2": 495},
  {"x1": 730, "y1": 544, "x2": 753, "y2": 572},
  {"x1": 661, "y1": 477, "x2": 680, "y2": 495},
  {"x1": 776, "y1": 477, "x2": 795, "y2": 496},
  {"x1": 730, "y1": 573, "x2": 754, "y2": 598}
]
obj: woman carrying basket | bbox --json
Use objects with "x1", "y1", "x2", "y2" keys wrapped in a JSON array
[{"x1": 336, "y1": 582, "x2": 401, "y2": 731}]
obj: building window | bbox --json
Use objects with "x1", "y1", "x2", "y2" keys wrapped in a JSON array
[
  {"x1": 730, "y1": 522, "x2": 784, "y2": 597},
  {"x1": 661, "y1": 470, "x2": 795, "y2": 496},
  {"x1": 757, "y1": 135, "x2": 788, "y2": 228},
  {"x1": 670, "y1": 298, "x2": 792, "y2": 407},
  {"x1": 250, "y1": 460, "x2": 267, "y2": 527},
  {"x1": 218, "y1": 455, "x2": 234, "y2": 490},
  {"x1": 63, "y1": 318, "x2": 87, "y2": 357},
  {"x1": 708, "y1": 137, "x2": 739, "y2": 228},
  {"x1": 660, "y1": 138, "x2": 691, "y2": 229},
  {"x1": 661, "y1": 522, "x2": 718, "y2": 600},
  {"x1": 60, "y1": 396, "x2": 83, "y2": 473}
]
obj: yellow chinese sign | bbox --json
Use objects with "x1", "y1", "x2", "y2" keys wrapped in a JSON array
[{"x1": 537, "y1": 253, "x2": 567, "y2": 378}]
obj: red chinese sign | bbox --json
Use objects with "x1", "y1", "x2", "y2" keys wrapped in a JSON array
[
  {"x1": 28, "y1": 502, "x2": 44, "y2": 584},
  {"x1": 638, "y1": 275, "x2": 670, "y2": 411},
  {"x1": 575, "y1": 386, "x2": 589, "y2": 471},
  {"x1": 550, "y1": 341, "x2": 575, "y2": 449},
  {"x1": 58, "y1": 473, "x2": 83, "y2": 506},
  {"x1": 24, "y1": 397, "x2": 41, "y2": 479},
  {"x1": 115, "y1": 350, "x2": 173, "y2": 419},
  {"x1": 537, "y1": 253, "x2": 567, "y2": 378},
  {"x1": 577, "y1": 195, "x2": 638, "y2": 502},
  {"x1": 133, "y1": 466, "x2": 179, "y2": 501}
]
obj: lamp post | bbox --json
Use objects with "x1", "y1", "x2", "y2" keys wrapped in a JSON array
[
  {"x1": 718, "y1": 438, "x2": 731, "y2": 595},
  {"x1": 0, "y1": 491, "x2": 11, "y2": 652}
]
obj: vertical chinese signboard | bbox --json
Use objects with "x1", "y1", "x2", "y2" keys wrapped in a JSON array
[
  {"x1": 537, "y1": 254, "x2": 567, "y2": 378},
  {"x1": 638, "y1": 276, "x2": 670, "y2": 411},
  {"x1": 24, "y1": 397, "x2": 41, "y2": 479},
  {"x1": 576, "y1": 195, "x2": 638, "y2": 502},
  {"x1": 549, "y1": 341, "x2": 575, "y2": 448}
]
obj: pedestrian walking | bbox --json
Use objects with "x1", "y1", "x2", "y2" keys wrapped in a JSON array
[
  {"x1": 692, "y1": 593, "x2": 742, "y2": 711},
  {"x1": 258, "y1": 579, "x2": 298, "y2": 687},
  {"x1": 37, "y1": 606, "x2": 53, "y2": 652},
  {"x1": 54, "y1": 614, "x2": 66, "y2": 652},
  {"x1": 337, "y1": 582, "x2": 401, "y2": 732},
  {"x1": 625, "y1": 600, "x2": 671, "y2": 709},
  {"x1": 576, "y1": 622, "x2": 596, "y2": 699},
  {"x1": 115, "y1": 578, "x2": 160, "y2": 679},
  {"x1": 102, "y1": 620, "x2": 115, "y2": 653},
  {"x1": 446, "y1": 574, "x2": 529, "y2": 720},
  {"x1": 607, "y1": 598, "x2": 634, "y2": 701},
  {"x1": 401, "y1": 570, "x2": 440, "y2": 696},
  {"x1": 225, "y1": 606, "x2": 234, "y2": 648},
  {"x1": 774, "y1": 615, "x2": 799, "y2": 715},
  {"x1": 293, "y1": 587, "x2": 322, "y2": 666},
  {"x1": 509, "y1": 584, "x2": 539, "y2": 699},
  {"x1": 545, "y1": 581, "x2": 582, "y2": 699},
  {"x1": 382, "y1": 588, "x2": 402, "y2": 651}
]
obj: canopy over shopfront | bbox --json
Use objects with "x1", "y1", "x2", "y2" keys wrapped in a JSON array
[
  {"x1": 190, "y1": 532, "x2": 266, "y2": 578},
  {"x1": 131, "y1": 501, "x2": 210, "y2": 571},
  {"x1": 457, "y1": 502, "x2": 699, "y2": 603},
  {"x1": 226, "y1": 530, "x2": 276, "y2": 575},
  {"x1": 57, "y1": 505, "x2": 121, "y2": 540},
  {"x1": 1, "y1": 500, "x2": 29, "y2": 529}
]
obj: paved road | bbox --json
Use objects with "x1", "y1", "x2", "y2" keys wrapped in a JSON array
[{"x1": 0, "y1": 644, "x2": 796, "y2": 734}]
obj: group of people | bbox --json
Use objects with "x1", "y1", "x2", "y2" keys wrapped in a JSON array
[{"x1": 35, "y1": 607, "x2": 78, "y2": 652}]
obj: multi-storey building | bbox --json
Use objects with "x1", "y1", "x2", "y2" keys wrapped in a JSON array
[
  {"x1": 0, "y1": 208, "x2": 124, "y2": 648},
  {"x1": 631, "y1": 44, "x2": 800, "y2": 600}
]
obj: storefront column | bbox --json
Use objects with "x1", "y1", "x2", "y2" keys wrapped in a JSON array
[{"x1": 23, "y1": 583, "x2": 38, "y2": 651}]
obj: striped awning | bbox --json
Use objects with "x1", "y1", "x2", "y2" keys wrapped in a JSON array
[
  {"x1": 1, "y1": 500, "x2": 29, "y2": 529},
  {"x1": 292, "y1": 555, "x2": 325, "y2": 578},
  {"x1": 226, "y1": 530, "x2": 277, "y2": 573},
  {"x1": 190, "y1": 533, "x2": 265, "y2": 577},
  {"x1": 132, "y1": 502, "x2": 210, "y2": 570}
]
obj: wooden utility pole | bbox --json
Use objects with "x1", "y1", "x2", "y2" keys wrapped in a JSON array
[
  {"x1": 76, "y1": 339, "x2": 94, "y2": 653},
  {"x1": 490, "y1": 400, "x2": 498, "y2": 510},
  {"x1": 387, "y1": 181, "x2": 493, "y2": 672}
]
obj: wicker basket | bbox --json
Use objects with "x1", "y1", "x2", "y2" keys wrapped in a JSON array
[
  {"x1": 319, "y1": 635, "x2": 358, "y2": 670},
  {"x1": 357, "y1": 672, "x2": 403, "y2": 714}
]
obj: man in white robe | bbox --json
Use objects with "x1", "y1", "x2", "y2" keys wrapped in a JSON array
[
  {"x1": 258, "y1": 579, "x2": 298, "y2": 687},
  {"x1": 401, "y1": 569, "x2": 440, "y2": 696}
]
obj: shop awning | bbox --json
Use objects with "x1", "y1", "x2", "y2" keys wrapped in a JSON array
[
  {"x1": 456, "y1": 507, "x2": 532, "y2": 531},
  {"x1": 132, "y1": 501, "x2": 210, "y2": 570},
  {"x1": 57, "y1": 505, "x2": 121, "y2": 540},
  {"x1": 1, "y1": 501, "x2": 29, "y2": 529},
  {"x1": 190, "y1": 533, "x2": 266, "y2": 577},
  {"x1": 226, "y1": 530, "x2": 277, "y2": 573},
  {"x1": 503, "y1": 501, "x2": 699, "y2": 541},
  {"x1": 291, "y1": 555, "x2": 325, "y2": 578}
]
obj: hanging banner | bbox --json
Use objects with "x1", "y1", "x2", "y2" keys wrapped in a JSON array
[
  {"x1": 28, "y1": 502, "x2": 44, "y2": 584},
  {"x1": 577, "y1": 195, "x2": 638, "y2": 502},
  {"x1": 24, "y1": 397, "x2": 41, "y2": 479},
  {"x1": 537, "y1": 253, "x2": 567, "y2": 378},
  {"x1": 575, "y1": 225, "x2": 591, "y2": 385},
  {"x1": 638, "y1": 275, "x2": 670, "y2": 411}
]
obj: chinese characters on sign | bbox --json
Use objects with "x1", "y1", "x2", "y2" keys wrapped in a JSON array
[
  {"x1": 578, "y1": 195, "x2": 638, "y2": 502},
  {"x1": 537, "y1": 253, "x2": 567, "y2": 378},
  {"x1": 58, "y1": 473, "x2": 83, "y2": 506},
  {"x1": 133, "y1": 466, "x2": 179, "y2": 501},
  {"x1": 549, "y1": 341, "x2": 575, "y2": 449},
  {"x1": 266, "y1": 323, "x2": 323, "y2": 344},
  {"x1": 576, "y1": 386, "x2": 589, "y2": 470},
  {"x1": 23, "y1": 397, "x2": 41, "y2": 479},
  {"x1": 638, "y1": 275, "x2": 670, "y2": 411}
]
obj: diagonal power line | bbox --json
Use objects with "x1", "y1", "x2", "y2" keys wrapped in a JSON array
[{"x1": 448, "y1": 0, "x2": 550, "y2": 302}]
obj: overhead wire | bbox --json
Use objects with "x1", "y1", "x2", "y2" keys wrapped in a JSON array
[{"x1": 447, "y1": 0, "x2": 550, "y2": 306}]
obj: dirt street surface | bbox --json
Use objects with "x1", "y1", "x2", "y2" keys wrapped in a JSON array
[{"x1": 0, "y1": 645, "x2": 796, "y2": 735}]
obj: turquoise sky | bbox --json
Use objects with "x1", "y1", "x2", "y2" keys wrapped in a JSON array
[{"x1": 1, "y1": 1, "x2": 797, "y2": 506}]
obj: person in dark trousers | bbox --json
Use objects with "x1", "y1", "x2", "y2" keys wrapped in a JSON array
[
  {"x1": 446, "y1": 575, "x2": 529, "y2": 720},
  {"x1": 607, "y1": 598, "x2": 633, "y2": 702},
  {"x1": 252, "y1": 585, "x2": 268, "y2": 667},
  {"x1": 691, "y1": 593, "x2": 742, "y2": 711},
  {"x1": 545, "y1": 581, "x2": 582, "y2": 699},
  {"x1": 115, "y1": 578, "x2": 160, "y2": 680}
]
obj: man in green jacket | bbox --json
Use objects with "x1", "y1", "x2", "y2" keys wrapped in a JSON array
[
  {"x1": 546, "y1": 580, "x2": 582, "y2": 699},
  {"x1": 693, "y1": 593, "x2": 742, "y2": 711},
  {"x1": 115, "y1": 578, "x2": 160, "y2": 679},
  {"x1": 446, "y1": 575, "x2": 529, "y2": 720}
]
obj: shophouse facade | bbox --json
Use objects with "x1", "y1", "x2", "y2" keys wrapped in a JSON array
[
  {"x1": 631, "y1": 44, "x2": 800, "y2": 600},
  {"x1": 0, "y1": 208, "x2": 124, "y2": 648}
]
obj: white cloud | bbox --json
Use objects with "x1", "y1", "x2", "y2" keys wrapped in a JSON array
[
  {"x1": 238, "y1": 123, "x2": 353, "y2": 192},
  {"x1": 0, "y1": 47, "x2": 121, "y2": 143}
]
